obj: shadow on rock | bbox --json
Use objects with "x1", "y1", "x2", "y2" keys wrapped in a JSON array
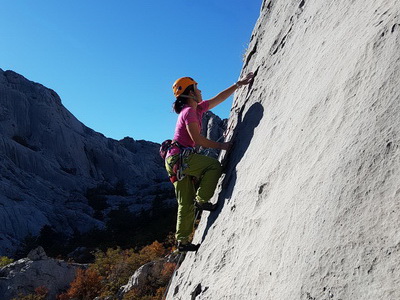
[{"x1": 201, "y1": 102, "x2": 264, "y2": 242}]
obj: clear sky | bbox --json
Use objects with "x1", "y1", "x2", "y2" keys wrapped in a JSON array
[{"x1": 1, "y1": 1, "x2": 262, "y2": 143}]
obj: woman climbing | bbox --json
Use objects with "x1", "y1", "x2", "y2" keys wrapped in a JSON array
[{"x1": 165, "y1": 73, "x2": 254, "y2": 252}]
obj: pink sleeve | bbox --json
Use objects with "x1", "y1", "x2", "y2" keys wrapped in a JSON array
[
  {"x1": 182, "y1": 102, "x2": 209, "y2": 125},
  {"x1": 198, "y1": 101, "x2": 209, "y2": 113}
]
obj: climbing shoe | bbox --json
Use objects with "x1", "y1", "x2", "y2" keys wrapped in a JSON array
[
  {"x1": 177, "y1": 242, "x2": 200, "y2": 252},
  {"x1": 195, "y1": 201, "x2": 218, "y2": 211}
]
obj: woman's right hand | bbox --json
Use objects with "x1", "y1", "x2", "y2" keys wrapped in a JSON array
[{"x1": 237, "y1": 72, "x2": 254, "y2": 86}]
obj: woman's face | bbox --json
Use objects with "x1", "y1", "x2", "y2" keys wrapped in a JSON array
[{"x1": 192, "y1": 84, "x2": 202, "y2": 103}]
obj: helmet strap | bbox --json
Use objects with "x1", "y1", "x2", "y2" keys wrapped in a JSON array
[{"x1": 179, "y1": 94, "x2": 198, "y2": 102}]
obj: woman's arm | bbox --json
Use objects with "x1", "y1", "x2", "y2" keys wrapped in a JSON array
[
  {"x1": 186, "y1": 122, "x2": 231, "y2": 150},
  {"x1": 207, "y1": 84, "x2": 238, "y2": 110},
  {"x1": 207, "y1": 72, "x2": 254, "y2": 110}
]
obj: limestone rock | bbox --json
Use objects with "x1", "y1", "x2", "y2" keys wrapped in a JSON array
[
  {"x1": 119, "y1": 258, "x2": 168, "y2": 297},
  {"x1": 0, "y1": 247, "x2": 85, "y2": 300},
  {"x1": 167, "y1": 0, "x2": 400, "y2": 299},
  {"x1": 0, "y1": 69, "x2": 172, "y2": 256}
]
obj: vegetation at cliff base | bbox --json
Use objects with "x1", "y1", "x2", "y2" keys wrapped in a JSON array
[
  {"x1": 57, "y1": 241, "x2": 176, "y2": 300},
  {"x1": 0, "y1": 256, "x2": 14, "y2": 267},
  {"x1": 15, "y1": 198, "x2": 177, "y2": 261}
]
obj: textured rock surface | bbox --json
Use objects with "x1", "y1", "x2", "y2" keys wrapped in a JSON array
[
  {"x1": 167, "y1": 0, "x2": 400, "y2": 299},
  {"x1": 0, "y1": 247, "x2": 84, "y2": 300},
  {"x1": 0, "y1": 69, "x2": 171, "y2": 256}
]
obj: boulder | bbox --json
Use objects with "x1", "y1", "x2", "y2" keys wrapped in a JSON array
[
  {"x1": 0, "y1": 247, "x2": 85, "y2": 300},
  {"x1": 119, "y1": 258, "x2": 167, "y2": 297},
  {"x1": 118, "y1": 253, "x2": 185, "y2": 299}
]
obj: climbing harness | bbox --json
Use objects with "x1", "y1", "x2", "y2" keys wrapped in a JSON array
[
  {"x1": 161, "y1": 132, "x2": 228, "y2": 184},
  {"x1": 160, "y1": 139, "x2": 196, "y2": 184}
]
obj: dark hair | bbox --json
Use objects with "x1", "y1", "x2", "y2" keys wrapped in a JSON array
[{"x1": 173, "y1": 85, "x2": 195, "y2": 114}]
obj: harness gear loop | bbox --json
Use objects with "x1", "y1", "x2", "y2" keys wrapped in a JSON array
[{"x1": 163, "y1": 140, "x2": 195, "y2": 184}]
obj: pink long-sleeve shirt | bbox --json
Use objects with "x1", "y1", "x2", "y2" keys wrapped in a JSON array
[{"x1": 167, "y1": 101, "x2": 209, "y2": 157}]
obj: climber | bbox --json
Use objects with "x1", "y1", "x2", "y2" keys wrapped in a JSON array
[{"x1": 165, "y1": 72, "x2": 254, "y2": 252}]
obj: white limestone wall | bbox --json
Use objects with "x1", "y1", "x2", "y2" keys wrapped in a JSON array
[{"x1": 168, "y1": 1, "x2": 400, "y2": 299}]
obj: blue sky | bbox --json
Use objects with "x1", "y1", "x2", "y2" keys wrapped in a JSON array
[{"x1": 1, "y1": 1, "x2": 262, "y2": 143}]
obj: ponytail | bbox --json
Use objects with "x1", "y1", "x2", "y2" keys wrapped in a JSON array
[
  {"x1": 173, "y1": 98, "x2": 187, "y2": 114},
  {"x1": 172, "y1": 84, "x2": 195, "y2": 114}
]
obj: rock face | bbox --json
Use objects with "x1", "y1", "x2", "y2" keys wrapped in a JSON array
[
  {"x1": 167, "y1": 1, "x2": 400, "y2": 299},
  {"x1": 0, "y1": 69, "x2": 227, "y2": 257},
  {"x1": 0, "y1": 69, "x2": 171, "y2": 256},
  {"x1": 0, "y1": 247, "x2": 84, "y2": 300},
  {"x1": 200, "y1": 111, "x2": 227, "y2": 158}
]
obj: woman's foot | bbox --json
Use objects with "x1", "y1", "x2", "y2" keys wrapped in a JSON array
[
  {"x1": 177, "y1": 241, "x2": 200, "y2": 252},
  {"x1": 195, "y1": 201, "x2": 218, "y2": 211}
]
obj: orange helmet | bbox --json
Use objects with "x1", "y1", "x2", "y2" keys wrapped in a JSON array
[{"x1": 172, "y1": 77, "x2": 197, "y2": 98}]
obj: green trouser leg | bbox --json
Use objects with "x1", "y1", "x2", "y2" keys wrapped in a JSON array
[
  {"x1": 166, "y1": 156, "x2": 196, "y2": 243},
  {"x1": 165, "y1": 153, "x2": 222, "y2": 243},
  {"x1": 184, "y1": 153, "x2": 222, "y2": 204},
  {"x1": 173, "y1": 176, "x2": 195, "y2": 243}
]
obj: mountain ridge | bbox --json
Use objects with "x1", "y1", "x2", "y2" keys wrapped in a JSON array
[
  {"x1": 0, "y1": 68, "x2": 168, "y2": 256},
  {"x1": 0, "y1": 68, "x2": 226, "y2": 256},
  {"x1": 0, "y1": 69, "x2": 225, "y2": 256}
]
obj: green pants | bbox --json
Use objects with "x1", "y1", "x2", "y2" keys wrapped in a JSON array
[{"x1": 165, "y1": 153, "x2": 222, "y2": 243}]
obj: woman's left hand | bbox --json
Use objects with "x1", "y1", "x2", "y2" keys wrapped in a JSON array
[{"x1": 220, "y1": 142, "x2": 233, "y2": 151}]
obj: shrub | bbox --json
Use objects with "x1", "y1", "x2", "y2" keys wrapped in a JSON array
[
  {"x1": 139, "y1": 241, "x2": 165, "y2": 262},
  {"x1": 122, "y1": 286, "x2": 167, "y2": 300},
  {"x1": 90, "y1": 247, "x2": 141, "y2": 296},
  {"x1": 57, "y1": 241, "x2": 172, "y2": 300},
  {"x1": 12, "y1": 286, "x2": 48, "y2": 300},
  {"x1": 57, "y1": 269, "x2": 103, "y2": 300},
  {"x1": 160, "y1": 262, "x2": 177, "y2": 283},
  {"x1": 121, "y1": 246, "x2": 176, "y2": 300},
  {"x1": 0, "y1": 256, "x2": 14, "y2": 267},
  {"x1": 89, "y1": 241, "x2": 167, "y2": 296}
]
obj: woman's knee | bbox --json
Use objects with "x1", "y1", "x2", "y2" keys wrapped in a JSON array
[{"x1": 211, "y1": 158, "x2": 222, "y2": 174}]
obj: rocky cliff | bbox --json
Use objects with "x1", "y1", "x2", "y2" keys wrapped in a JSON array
[
  {"x1": 0, "y1": 69, "x2": 172, "y2": 256},
  {"x1": 0, "y1": 69, "x2": 227, "y2": 257},
  {"x1": 167, "y1": 0, "x2": 400, "y2": 299}
]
